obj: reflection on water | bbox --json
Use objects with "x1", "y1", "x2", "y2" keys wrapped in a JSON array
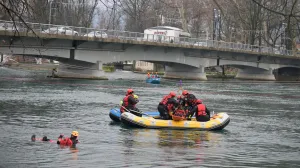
[
  {"x1": 157, "y1": 130, "x2": 221, "y2": 148},
  {"x1": 69, "y1": 147, "x2": 79, "y2": 160}
]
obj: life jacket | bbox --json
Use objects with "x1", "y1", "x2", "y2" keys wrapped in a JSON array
[
  {"x1": 166, "y1": 103, "x2": 174, "y2": 112},
  {"x1": 173, "y1": 109, "x2": 186, "y2": 117},
  {"x1": 160, "y1": 95, "x2": 171, "y2": 105},
  {"x1": 120, "y1": 95, "x2": 134, "y2": 113},
  {"x1": 197, "y1": 104, "x2": 207, "y2": 116},
  {"x1": 58, "y1": 137, "x2": 73, "y2": 146},
  {"x1": 172, "y1": 109, "x2": 186, "y2": 121}
]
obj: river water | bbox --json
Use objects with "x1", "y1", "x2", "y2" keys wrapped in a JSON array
[{"x1": 0, "y1": 67, "x2": 300, "y2": 168}]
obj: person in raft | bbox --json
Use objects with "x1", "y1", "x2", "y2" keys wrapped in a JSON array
[
  {"x1": 57, "y1": 131, "x2": 79, "y2": 146},
  {"x1": 157, "y1": 91, "x2": 179, "y2": 120},
  {"x1": 147, "y1": 72, "x2": 150, "y2": 78},
  {"x1": 151, "y1": 72, "x2": 155, "y2": 78},
  {"x1": 155, "y1": 72, "x2": 159, "y2": 78},
  {"x1": 179, "y1": 90, "x2": 197, "y2": 112},
  {"x1": 120, "y1": 94, "x2": 139, "y2": 105},
  {"x1": 186, "y1": 99, "x2": 211, "y2": 122},
  {"x1": 120, "y1": 89, "x2": 141, "y2": 117}
]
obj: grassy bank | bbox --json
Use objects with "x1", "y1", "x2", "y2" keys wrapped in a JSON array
[{"x1": 103, "y1": 65, "x2": 115, "y2": 72}]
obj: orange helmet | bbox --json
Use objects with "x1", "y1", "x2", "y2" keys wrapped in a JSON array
[
  {"x1": 127, "y1": 89, "x2": 134, "y2": 95},
  {"x1": 169, "y1": 91, "x2": 176, "y2": 97},
  {"x1": 182, "y1": 90, "x2": 188, "y2": 95},
  {"x1": 196, "y1": 99, "x2": 202, "y2": 104}
]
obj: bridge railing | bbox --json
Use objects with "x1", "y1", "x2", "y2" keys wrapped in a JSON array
[{"x1": 0, "y1": 20, "x2": 297, "y2": 57}]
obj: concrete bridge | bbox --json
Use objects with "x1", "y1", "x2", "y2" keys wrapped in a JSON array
[{"x1": 0, "y1": 20, "x2": 300, "y2": 80}]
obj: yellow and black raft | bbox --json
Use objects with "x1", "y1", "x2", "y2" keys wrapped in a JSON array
[{"x1": 121, "y1": 112, "x2": 230, "y2": 130}]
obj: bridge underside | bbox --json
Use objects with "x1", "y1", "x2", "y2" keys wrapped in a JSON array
[
  {"x1": 163, "y1": 63, "x2": 207, "y2": 80},
  {"x1": 274, "y1": 67, "x2": 300, "y2": 81},
  {"x1": 53, "y1": 60, "x2": 106, "y2": 79},
  {"x1": 229, "y1": 65, "x2": 275, "y2": 81}
]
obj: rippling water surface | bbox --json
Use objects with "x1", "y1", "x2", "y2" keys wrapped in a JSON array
[{"x1": 0, "y1": 67, "x2": 300, "y2": 168}]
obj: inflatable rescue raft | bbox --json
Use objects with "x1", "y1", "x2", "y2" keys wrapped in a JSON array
[
  {"x1": 109, "y1": 108, "x2": 160, "y2": 122},
  {"x1": 146, "y1": 77, "x2": 161, "y2": 84},
  {"x1": 121, "y1": 112, "x2": 230, "y2": 130}
]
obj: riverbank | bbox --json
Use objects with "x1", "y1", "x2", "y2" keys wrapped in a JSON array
[
  {"x1": 4, "y1": 63, "x2": 108, "y2": 80},
  {"x1": 3, "y1": 63, "x2": 58, "y2": 71}
]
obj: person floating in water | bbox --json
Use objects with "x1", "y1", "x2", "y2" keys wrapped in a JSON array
[
  {"x1": 57, "y1": 131, "x2": 79, "y2": 146},
  {"x1": 31, "y1": 131, "x2": 79, "y2": 146},
  {"x1": 31, "y1": 135, "x2": 55, "y2": 143}
]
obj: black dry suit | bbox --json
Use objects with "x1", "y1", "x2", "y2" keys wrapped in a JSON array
[{"x1": 157, "y1": 96, "x2": 178, "y2": 120}]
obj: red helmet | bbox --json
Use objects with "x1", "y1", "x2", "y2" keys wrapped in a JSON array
[
  {"x1": 127, "y1": 89, "x2": 134, "y2": 95},
  {"x1": 182, "y1": 90, "x2": 188, "y2": 95},
  {"x1": 169, "y1": 91, "x2": 176, "y2": 97},
  {"x1": 196, "y1": 99, "x2": 202, "y2": 104}
]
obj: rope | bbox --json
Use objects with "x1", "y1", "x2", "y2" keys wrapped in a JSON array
[{"x1": 177, "y1": 80, "x2": 183, "y2": 95}]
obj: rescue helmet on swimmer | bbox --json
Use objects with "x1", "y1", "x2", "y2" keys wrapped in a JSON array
[{"x1": 71, "y1": 131, "x2": 79, "y2": 137}]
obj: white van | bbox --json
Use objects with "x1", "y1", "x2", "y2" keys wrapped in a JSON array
[{"x1": 143, "y1": 26, "x2": 190, "y2": 43}]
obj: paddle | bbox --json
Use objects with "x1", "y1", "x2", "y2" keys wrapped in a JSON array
[{"x1": 120, "y1": 105, "x2": 155, "y2": 118}]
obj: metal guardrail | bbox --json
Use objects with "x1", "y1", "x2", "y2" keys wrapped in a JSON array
[{"x1": 0, "y1": 20, "x2": 296, "y2": 57}]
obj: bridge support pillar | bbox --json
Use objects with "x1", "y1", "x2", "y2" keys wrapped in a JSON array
[
  {"x1": 164, "y1": 64, "x2": 207, "y2": 80},
  {"x1": 235, "y1": 67, "x2": 275, "y2": 81},
  {"x1": 54, "y1": 61, "x2": 107, "y2": 80},
  {"x1": 0, "y1": 53, "x2": 3, "y2": 62}
]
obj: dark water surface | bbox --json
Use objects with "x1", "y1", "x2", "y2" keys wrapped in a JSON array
[{"x1": 0, "y1": 67, "x2": 300, "y2": 168}]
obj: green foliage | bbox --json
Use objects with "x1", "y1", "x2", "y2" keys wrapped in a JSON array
[{"x1": 103, "y1": 65, "x2": 115, "y2": 72}]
